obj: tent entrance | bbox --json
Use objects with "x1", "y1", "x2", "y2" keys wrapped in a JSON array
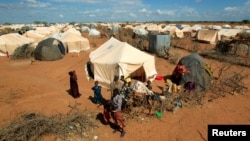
[{"x1": 130, "y1": 66, "x2": 146, "y2": 82}]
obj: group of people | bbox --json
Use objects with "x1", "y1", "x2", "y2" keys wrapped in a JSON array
[
  {"x1": 68, "y1": 72, "x2": 129, "y2": 137},
  {"x1": 68, "y1": 70, "x2": 104, "y2": 103},
  {"x1": 68, "y1": 69, "x2": 186, "y2": 137},
  {"x1": 103, "y1": 75, "x2": 134, "y2": 137},
  {"x1": 103, "y1": 88, "x2": 126, "y2": 137}
]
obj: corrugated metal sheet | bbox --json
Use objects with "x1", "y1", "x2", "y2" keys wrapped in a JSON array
[{"x1": 148, "y1": 34, "x2": 171, "y2": 56}]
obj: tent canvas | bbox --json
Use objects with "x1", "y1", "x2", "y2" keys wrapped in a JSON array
[
  {"x1": 171, "y1": 53, "x2": 212, "y2": 92},
  {"x1": 133, "y1": 28, "x2": 149, "y2": 36},
  {"x1": 196, "y1": 29, "x2": 218, "y2": 44},
  {"x1": 0, "y1": 33, "x2": 34, "y2": 55},
  {"x1": 217, "y1": 29, "x2": 242, "y2": 40},
  {"x1": 89, "y1": 29, "x2": 100, "y2": 36},
  {"x1": 89, "y1": 37, "x2": 157, "y2": 84},
  {"x1": 34, "y1": 38, "x2": 65, "y2": 61},
  {"x1": 23, "y1": 30, "x2": 45, "y2": 42},
  {"x1": 161, "y1": 26, "x2": 184, "y2": 38},
  {"x1": 60, "y1": 32, "x2": 90, "y2": 53}
]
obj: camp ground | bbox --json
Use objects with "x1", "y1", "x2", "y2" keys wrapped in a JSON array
[{"x1": 0, "y1": 22, "x2": 249, "y2": 141}]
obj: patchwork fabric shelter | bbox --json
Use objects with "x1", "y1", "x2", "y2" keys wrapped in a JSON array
[
  {"x1": 89, "y1": 37, "x2": 157, "y2": 84},
  {"x1": 171, "y1": 53, "x2": 212, "y2": 92},
  {"x1": 34, "y1": 38, "x2": 65, "y2": 61}
]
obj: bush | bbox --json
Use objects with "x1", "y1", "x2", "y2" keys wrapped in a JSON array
[{"x1": 11, "y1": 44, "x2": 35, "y2": 60}]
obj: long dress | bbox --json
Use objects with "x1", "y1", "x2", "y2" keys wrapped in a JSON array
[{"x1": 70, "y1": 71, "x2": 80, "y2": 98}]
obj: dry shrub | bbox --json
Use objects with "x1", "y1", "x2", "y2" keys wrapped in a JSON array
[
  {"x1": 11, "y1": 44, "x2": 35, "y2": 60},
  {"x1": 237, "y1": 32, "x2": 250, "y2": 40},
  {"x1": 0, "y1": 102, "x2": 98, "y2": 141},
  {"x1": 208, "y1": 64, "x2": 248, "y2": 100},
  {"x1": 200, "y1": 50, "x2": 250, "y2": 67},
  {"x1": 167, "y1": 49, "x2": 180, "y2": 64},
  {"x1": 179, "y1": 91, "x2": 207, "y2": 107},
  {"x1": 122, "y1": 95, "x2": 153, "y2": 121},
  {"x1": 118, "y1": 28, "x2": 133, "y2": 37},
  {"x1": 0, "y1": 27, "x2": 13, "y2": 35}
]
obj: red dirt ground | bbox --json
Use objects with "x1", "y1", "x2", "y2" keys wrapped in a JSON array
[{"x1": 0, "y1": 36, "x2": 249, "y2": 141}]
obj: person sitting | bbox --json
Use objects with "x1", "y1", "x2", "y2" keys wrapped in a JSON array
[{"x1": 145, "y1": 80, "x2": 158, "y2": 114}]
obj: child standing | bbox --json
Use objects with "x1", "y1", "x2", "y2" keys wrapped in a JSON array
[{"x1": 92, "y1": 81, "x2": 103, "y2": 104}]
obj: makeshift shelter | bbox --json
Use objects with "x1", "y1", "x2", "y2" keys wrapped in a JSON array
[
  {"x1": 88, "y1": 37, "x2": 157, "y2": 84},
  {"x1": 208, "y1": 25, "x2": 222, "y2": 30},
  {"x1": 63, "y1": 27, "x2": 81, "y2": 36},
  {"x1": 107, "y1": 23, "x2": 120, "y2": 33},
  {"x1": 133, "y1": 28, "x2": 148, "y2": 36},
  {"x1": 222, "y1": 24, "x2": 231, "y2": 29},
  {"x1": 181, "y1": 26, "x2": 193, "y2": 37},
  {"x1": 217, "y1": 29, "x2": 243, "y2": 40},
  {"x1": 0, "y1": 33, "x2": 34, "y2": 56},
  {"x1": 196, "y1": 29, "x2": 218, "y2": 44},
  {"x1": 161, "y1": 26, "x2": 184, "y2": 38},
  {"x1": 234, "y1": 25, "x2": 249, "y2": 30},
  {"x1": 34, "y1": 38, "x2": 65, "y2": 61},
  {"x1": 48, "y1": 32, "x2": 63, "y2": 40},
  {"x1": 148, "y1": 34, "x2": 171, "y2": 57},
  {"x1": 191, "y1": 24, "x2": 203, "y2": 31},
  {"x1": 81, "y1": 26, "x2": 90, "y2": 32},
  {"x1": 171, "y1": 53, "x2": 212, "y2": 92},
  {"x1": 89, "y1": 29, "x2": 100, "y2": 36},
  {"x1": 22, "y1": 30, "x2": 45, "y2": 42},
  {"x1": 145, "y1": 24, "x2": 161, "y2": 33},
  {"x1": 60, "y1": 32, "x2": 90, "y2": 53}
]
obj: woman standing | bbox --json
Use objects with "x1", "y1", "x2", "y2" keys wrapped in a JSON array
[{"x1": 69, "y1": 70, "x2": 81, "y2": 98}]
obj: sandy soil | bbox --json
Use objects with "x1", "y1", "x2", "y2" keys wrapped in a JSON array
[{"x1": 0, "y1": 36, "x2": 249, "y2": 141}]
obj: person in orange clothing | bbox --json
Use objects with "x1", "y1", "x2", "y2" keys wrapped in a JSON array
[{"x1": 111, "y1": 88, "x2": 126, "y2": 137}]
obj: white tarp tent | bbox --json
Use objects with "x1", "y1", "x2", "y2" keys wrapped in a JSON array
[
  {"x1": 196, "y1": 29, "x2": 218, "y2": 44},
  {"x1": 89, "y1": 29, "x2": 100, "y2": 36},
  {"x1": 0, "y1": 33, "x2": 34, "y2": 55},
  {"x1": 234, "y1": 25, "x2": 249, "y2": 30},
  {"x1": 89, "y1": 37, "x2": 157, "y2": 84},
  {"x1": 191, "y1": 24, "x2": 203, "y2": 31},
  {"x1": 133, "y1": 28, "x2": 149, "y2": 36},
  {"x1": 217, "y1": 29, "x2": 243, "y2": 40},
  {"x1": 23, "y1": 30, "x2": 45, "y2": 42},
  {"x1": 161, "y1": 25, "x2": 184, "y2": 38},
  {"x1": 60, "y1": 32, "x2": 90, "y2": 53}
]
